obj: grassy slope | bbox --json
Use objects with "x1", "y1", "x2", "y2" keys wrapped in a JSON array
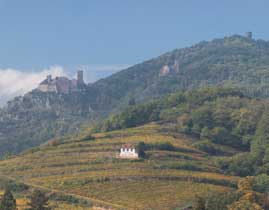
[{"x1": 0, "y1": 123, "x2": 239, "y2": 210}]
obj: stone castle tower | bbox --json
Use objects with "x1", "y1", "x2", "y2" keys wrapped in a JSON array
[
  {"x1": 77, "y1": 70, "x2": 84, "y2": 84},
  {"x1": 38, "y1": 70, "x2": 85, "y2": 94}
]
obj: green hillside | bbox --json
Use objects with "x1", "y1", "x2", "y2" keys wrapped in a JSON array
[
  {"x1": 96, "y1": 87, "x2": 269, "y2": 177},
  {"x1": 0, "y1": 124, "x2": 238, "y2": 210},
  {"x1": 88, "y1": 34, "x2": 269, "y2": 114},
  {"x1": 1, "y1": 88, "x2": 269, "y2": 209},
  {"x1": 3, "y1": 34, "x2": 269, "y2": 158}
]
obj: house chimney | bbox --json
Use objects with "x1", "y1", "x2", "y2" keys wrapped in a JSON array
[{"x1": 77, "y1": 70, "x2": 84, "y2": 84}]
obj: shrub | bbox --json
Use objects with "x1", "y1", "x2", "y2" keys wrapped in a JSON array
[
  {"x1": 194, "y1": 140, "x2": 225, "y2": 155},
  {"x1": 47, "y1": 139, "x2": 61, "y2": 147},
  {"x1": 27, "y1": 189, "x2": 51, "y2": 210},
  {"x1": 137, "y1": 141, "x2": 147, "y2": 158},
  {"x1": 0, "y1": 188, "x2": 16, "y2": 210},
  {"x1": 0, "y1": 179, "x2": 29, "y2": 193},
  {"x1": 253, "y1": 174, "x2": 269, "y2": 193},
  {"x1": 205, "y1": 191, "x2": 240, "y2": 210},
  {"x1": 80, "y1": 134, "x2": 95, "y2": 141},
  {"x1": 155, "y1": 142, "x2": 175, "y2": 151},
  {"x1": 49, "y1": 192, "x2": 80, "y2": 204}
]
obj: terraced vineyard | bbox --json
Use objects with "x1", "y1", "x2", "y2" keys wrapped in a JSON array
[
  {"x1": 0, "y1": 123, "x2": 239, "y2": 210},
  {"x1": 0, "y1": 190, "x2": 95, "y2": 210}
]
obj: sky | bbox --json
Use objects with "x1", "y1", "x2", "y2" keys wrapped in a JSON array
[{"x1": 0, "y1": 0, "x2": 269, "y2": 105}]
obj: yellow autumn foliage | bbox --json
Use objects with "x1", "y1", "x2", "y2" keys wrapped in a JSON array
[
  {"x1": 228, "y1": 200, "x2": 263, "y2": 210},
  {"x1": 229, "y1": 176, "x2": 264, "y2": 210}
]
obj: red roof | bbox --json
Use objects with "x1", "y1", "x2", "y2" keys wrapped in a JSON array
[{"x1": 121, "y1": 143, "x2": 135, "y2": 149}]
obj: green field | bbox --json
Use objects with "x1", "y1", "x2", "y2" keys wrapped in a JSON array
[{"x1": 0, "y1": 123, "x2": 239, "y2": 210}]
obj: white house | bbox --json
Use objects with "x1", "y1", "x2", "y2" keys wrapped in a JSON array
[{"x1": 119, "y1": 144, "x2": 139, "y2": 159}]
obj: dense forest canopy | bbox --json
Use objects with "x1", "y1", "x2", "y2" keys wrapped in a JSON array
[{"x1": 95, "y1": 87, "x2": 269, "y2": 177}]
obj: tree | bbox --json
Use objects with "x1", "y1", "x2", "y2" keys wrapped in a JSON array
[
  {"x1": 210, "y1": 127, "x2": 238, "y2": 146},
  {"x1": 0, "y1": 188, "x2": 17, "y2": 210},
  {"x1": 206, "y1": 191, "x2": 240, "y2": 210},
  {"x1": 193, "y1": 196, "x2": 206, "y2": 210},
  {"x1": 137, "y1": 142, "x2": 146, "y2": 158},
  {"x1": 229, "y1": 200, "x2": 263, "y2": 210},
  {"x1": 228, "y1": 177, "x2": 264, "y2": 210},
  {"x1": 251, "y1": 108, "x2": 269, "y2": 166},
  {"x1": 191, "y1": 106, "x2": 212, "y2": 130},
  {"x1": 27, "y1": 190, "x2": 51, "y2": 210},
  {"x1": 201, "y1": 127, "x2": 210, "y2": 139},
  {"x1": 128, "y1": 98, "x2": 136, "y2": 106}
]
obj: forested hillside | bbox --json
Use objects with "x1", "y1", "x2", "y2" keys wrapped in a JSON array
[
  {"x1": 3, "y1": 34, "x2": 269, "y2": 157},
  {"x1": 88, "y1": 34, "x2": 269, "y2": 114},
  {"x1": 2, "y1": 89, "x2": 269, "y2": 209},
  {"x1": 96, "y1": 87, "x2": 269, "y2": 177}
]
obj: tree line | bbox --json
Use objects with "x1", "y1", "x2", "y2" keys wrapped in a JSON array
[{"x1": 0, "y1": 188, "x2": 51, "y2": 210}]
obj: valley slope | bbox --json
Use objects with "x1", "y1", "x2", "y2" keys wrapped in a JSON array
[
  {"x1": 0, "y1": 123, "x2": 238, "y2": 210},
  {"x1": 1, "y1": 88, "x2": 268, "y2": 209}
]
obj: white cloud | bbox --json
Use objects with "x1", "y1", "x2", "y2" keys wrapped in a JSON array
[
  {"x1": 0, "y1": 66, "x2": 66, "y2": 106},
  {"x1": 0, "y1": 64, "x2": 131, "y2": 107}
]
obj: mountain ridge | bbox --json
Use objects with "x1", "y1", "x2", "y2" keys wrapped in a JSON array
[{"x1": 2, "y1": 33, "x2": 269, "y2": 156}]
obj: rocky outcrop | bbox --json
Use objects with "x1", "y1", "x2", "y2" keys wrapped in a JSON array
[
  {"x1": 159, "y1": 65, "x2": 170, "y2": 77},
  {"x1": 0, "y1": 88, "x2": 94, "y2": 157}
]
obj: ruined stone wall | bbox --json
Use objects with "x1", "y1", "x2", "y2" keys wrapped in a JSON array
[{"x1": 56, "y1": 78, "x2": 71, "y2": 94}]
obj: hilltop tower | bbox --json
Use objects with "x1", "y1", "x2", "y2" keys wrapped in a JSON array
[
  {"x1": 246, "y1": 32, "x2": 253, "y2": 39},
  {"x1": 77, "y1": 70, "x2": 84, "y2": 84},
  {"x1": 47, "y1": 75, "x2": 52, "y2": 82}
]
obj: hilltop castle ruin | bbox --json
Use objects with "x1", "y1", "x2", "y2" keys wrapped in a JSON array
[{"x1": 37, "y1": 70, "x2": 85, "y2": 94}]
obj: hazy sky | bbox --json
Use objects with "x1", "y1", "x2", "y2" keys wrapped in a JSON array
[{"x1": 0, "y1": 0, "x2": 269, "y2": 105}]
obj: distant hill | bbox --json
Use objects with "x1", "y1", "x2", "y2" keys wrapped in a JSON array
[
  {"x1": 0, "y1": 72, "x2": 96, "y2": 157},
  {"x1": 2, "y1": 33, "x2": 269, "y2": 156},
  {"x1": 0, "y1": 90, "x2": 94, "y2": 156},
  {"x1": 88, "y1": 33, "x2": 269, "y2": 114}
]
